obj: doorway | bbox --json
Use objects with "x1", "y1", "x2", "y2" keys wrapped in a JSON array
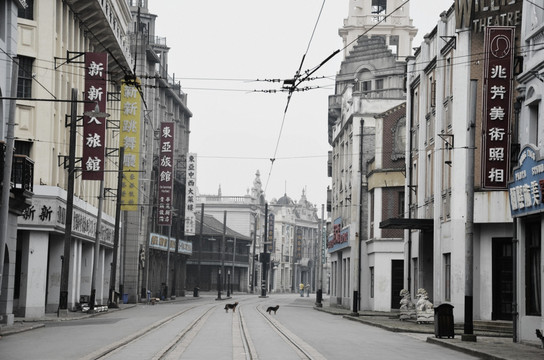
[{"x1": 492, "y1": 237, "x2": 513, "y2": 320}]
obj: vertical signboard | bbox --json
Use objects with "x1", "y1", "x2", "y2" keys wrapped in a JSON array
[
  {"x1": 83, "y1": 53, "x2": 108, "y2": 180},
  {"x1": 158, "y1": 122, "x2": 174, "y2": 226},
  {"x1": 482, "y1": 27, "x2": 514, "y2": 189},
  {"x1": 120, "y1": 79, "x2": 141, "y2": 211},
  {"x1": 295, "y1": 227, "x2": 302, "y2": 260},
  {"x1": 268, "y1": 213, "x2": 275, "y2": 250},
  {"x1": 184, "y1": 153, "x2": 197, "y2": 236}
]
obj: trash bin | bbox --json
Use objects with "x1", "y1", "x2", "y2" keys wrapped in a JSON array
[
  {"x1": 434, "y1": 303, "x2": 455, "y2": 338},
  {"x1": 193, "y1": 287, "x2": 199, "y2": 297}
]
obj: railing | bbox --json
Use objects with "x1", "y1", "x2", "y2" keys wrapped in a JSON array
[
  {"x1": 189, "y1": 251, "x2": 249, "y2": 265},
  {"x1": 11, "y1": 155, "x2": 34, "y2": 193},
  {"x1": 0, "y1": 143, "x2": 34, "y2": 194}
]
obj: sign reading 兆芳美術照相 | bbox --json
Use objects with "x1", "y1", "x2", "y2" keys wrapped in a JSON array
[{"x1": 508, "y1": 145, "x2": 544, "y2": 218}]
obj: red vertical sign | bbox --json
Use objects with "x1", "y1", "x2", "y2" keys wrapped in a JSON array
[
  {"x1": 482, "y1": 27, "x2": 514, "y2": 189},
  {"x1": 158, "y1": 122, "x2": 175, "y2": 226},
  {"x1": 83, "y1": 53, "x2": 108, "y2": 180}
]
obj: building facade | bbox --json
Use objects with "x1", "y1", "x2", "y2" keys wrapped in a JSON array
[
  {"x1": 126, "y1": 0, "x2": 193, "y2": 303},
  {"x1": 508, "y1": 0, "x2": 544, "y2": 345},
  {"x1": 12, "y1": 0, "x2": 133, "y2": 316},
  {"x1": 0, "y1": 0, "x2": 34, "y2": 326},
  {"x1": 327, "y1": 0, "x2": 415, "y2": 311},
  {"x1": 399, "y1": 0, "x2": 523, "y2": 336}
]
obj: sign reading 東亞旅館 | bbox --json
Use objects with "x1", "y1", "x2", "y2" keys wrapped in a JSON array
[{"x1": 508, "y1": 145, "x2": 544, "y2": 218}]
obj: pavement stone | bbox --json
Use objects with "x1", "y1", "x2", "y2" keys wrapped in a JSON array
[
  {"x1": 1, "y1": 294, "x2": 543, "y2": 360},
  {"x1": 314, "y1": 301, "x2": 544, "y2": 360}
]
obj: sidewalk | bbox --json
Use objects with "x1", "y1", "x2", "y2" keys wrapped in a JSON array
[{"x1": 314, "y1": 301, "x2": 544, "y2": 360}]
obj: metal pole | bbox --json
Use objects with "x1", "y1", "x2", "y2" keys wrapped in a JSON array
[
  {"x1": 316, "y1": 204, "x2": 324, "y2": 307},
  {"x1": 462, "y1": 80, "x2": 477, "y2": 342},
  {"x1": 261, "y1": 203, "x2": 268, "y2": 297},
  {"x1": 90, "y1": 178, "x2": 105, "y2": 312},
  {"x1": 165, "y1": 224, "x2": 171, "y2": 299},
  {"x1": 251, "y1": 212, "x2": 257, "y2": 293},
  {"x1": 0, "y1": 58, "x2": 18, "y2": 296},
  {"x1": 58, "y1": 88, "x2": 78, "y2": 316},
  {"x1": 222, "y1": 211, "x2": 227, "y2": 292},
  {"x1": 108, "y1": 147, "x2": 124, "y2": 307},
  {"x1": 197, "y1": 204, "x2": 204, "y2": 291},
  {"x1": 231, "y1": 237, "x2": 236, "y2": 294}
]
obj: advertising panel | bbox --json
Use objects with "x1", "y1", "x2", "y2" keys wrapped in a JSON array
[
  {"x1": 184, "y1": 153, "x2": 197, "y2": 236},
  {"x1": 120, "y1": 79, "x2": 141, "y2": 211},
  {"x1": 83, "y1": 52, "x2": 108, "y2": 180},
  {"x1": 158, "y1": 122, "x2": 175, "y2": 225}
]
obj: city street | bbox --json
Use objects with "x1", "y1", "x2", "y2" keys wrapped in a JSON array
[{"x1": 0, "y1": 293, "x2": 478, "y2": 360}]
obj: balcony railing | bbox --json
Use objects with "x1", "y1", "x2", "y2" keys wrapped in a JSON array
[{"x1": 11, "y1": 154, "x2": 34, "y2": 193}]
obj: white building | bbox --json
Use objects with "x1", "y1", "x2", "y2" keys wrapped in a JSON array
[
  {"x1": 327, "y1": 0, "x2": 416, "y2": 311},
  {"x1": 402, "y1": 0, "x2": 524, "y2": 338},
  {"x1": 13, "y1": 0, "x2": 133, "y2": 316},
  {"x1": 508, "y1": 0, "x2": 544, "y2": 345}
]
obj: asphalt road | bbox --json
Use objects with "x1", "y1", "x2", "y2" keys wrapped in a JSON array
[{"x1": 0, "y1": 293, "x2": 479, "y2": 360}]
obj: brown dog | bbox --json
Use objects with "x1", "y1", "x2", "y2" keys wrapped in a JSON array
[
  {"x1": 224, "y1": 302, "x2": 238, "y2": 313},
  {"x1": 266, "y1": 305, "x2": 279, "y2": 314}
]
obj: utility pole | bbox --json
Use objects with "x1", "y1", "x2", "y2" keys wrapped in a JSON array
[
  {"x1": 261, "y1": 203, "x2": 268, "y2": 297},
  {"x1": 108, "y1": 146, "x2": 124, "y2": 307},
  {"x1": 0, "y1": 59, "x2": 18, "y2": 296},
  {"x1": 316, "y1": 204, "x2": 324, "y2": 307},
  {"x1": 462, "y1": 80, "x2": 477, "y2": 342},
  {"x1": 251, "y1": 211, "x2": 257, "y2": 293},
  {"x1": 89, "y1": 178, "x2": 105, "y2": 312},
  {"x1": 59, "y1": 88, "x2": 78, "y2": 316}
]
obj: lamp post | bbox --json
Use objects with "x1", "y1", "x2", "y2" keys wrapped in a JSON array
[
  {"x1": 251, "y1": 212, "x2": 258, "y2": 293},
  {"x1": 85, "y1": 104, "x2": 110, "y2": 313}
]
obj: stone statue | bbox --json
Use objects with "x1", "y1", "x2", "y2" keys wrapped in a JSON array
[
  {"x1": 416, "y1": 288, "x2": 434, "y2": 324},
  {"x1": 399, "y1": 289, "x2": 415, "y2": 321}
]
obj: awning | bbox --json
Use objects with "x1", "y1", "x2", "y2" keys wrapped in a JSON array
[{"x1": 379, "y1": 218, "x2": 434, "y2": 231}]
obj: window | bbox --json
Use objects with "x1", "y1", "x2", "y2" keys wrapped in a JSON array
[
  {"x1": 18, "y1": 0, "x2": 34, "y2": 20},
  {"x1": 398, "y1": 191, "x2": 405, "y2": 217},
  {"x1": 372, "y1": 0, "x2": 386, "y2": 14},
  {"x1": 370, "y1": 267, "x2": 375, "y2": 298},
  {"x1": 528, "y1": 101, "x2": 539, "y2": 147},
  {"x1": 444, "y1": 253, "x2": 451, "y2": 301},
  {"x1": 375, "y1": 79, "x2": 384, "y2": 91},
  {"x1": 525, "y1": 220, "x2": 541, "y2": 316},
  {"x1": 17, "y1": 56, "x2": 34, "y2": 98},
  {"x1": 362, "y1": 81, "x2": 372, "y2": 93}
]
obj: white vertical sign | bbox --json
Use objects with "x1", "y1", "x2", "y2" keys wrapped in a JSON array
[{"x1": 184, "y1": 153, "x2": 197, "y2": 236}]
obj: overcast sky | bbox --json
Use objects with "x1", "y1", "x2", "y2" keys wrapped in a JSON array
[{"x1": 151, "y1": 0, "x2": 454, "y2": 208}]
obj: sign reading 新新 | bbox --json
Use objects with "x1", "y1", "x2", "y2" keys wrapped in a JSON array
[{"x1": 508, "y1": 145, "x2": 544, "y2": 218}]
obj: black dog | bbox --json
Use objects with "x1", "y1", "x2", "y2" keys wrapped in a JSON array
[
  {"x1": 224, "y1": 302, "x2": 238, "y2": 313},
  {"x1": 266, "y1": 305, "x2": 279, "y2": 314}
]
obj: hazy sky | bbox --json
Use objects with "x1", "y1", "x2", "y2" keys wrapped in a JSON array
[{"x1": 151, "y1": 0, "x2": 454, "y2": 208}]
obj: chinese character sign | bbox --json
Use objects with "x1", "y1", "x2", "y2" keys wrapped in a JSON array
[
  {"x1": 158, "y1": 122, "x2": 175, "y2": 225},
  {"x1": 83, "y1": 53, "x2": 108, "y2": 180},
  {"x1": 508, "y1": 145, "x2": 544, "y2": 218},
  {"x1": 482, "y1": 27, "x2": 514, "y2": 189},
  {"x1": 184, "y1": 153, "x2": 197, "y2": 236},
  {"x1": 295, "y1": 227, "x2": 302, "y2": 260},
  {"x1": 268, "y1": 213, "x2": 275, "y2": 250},
  {"x1": 120, "y1": 79, "x2": 141, "y2": 211}
]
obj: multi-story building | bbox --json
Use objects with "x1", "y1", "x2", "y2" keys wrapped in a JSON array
[
  {"x1": 508, "y1": 0, "x2": 544, "y2": 345},
  {"x1": 11, "y1": 0, "x2": 133, "y2": 316},
  {"x1": 269, "y1": 191, "x2": 321, "y2": 294},
  {"x1": 0, "y1": 0, "x2": 34, "y2": 326},
  {"x1": 194, "y1": 170, "x2": 266, "y2": 293},
  {"x1": 126, "y1": 0, "x2": 193, "y2": 302},
  {"x1": 327, "y1": 0, "x2": 416, "y2": 311},
  {"x1": 398, "y1": 0, "x2": 523, "y2": 335}
]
